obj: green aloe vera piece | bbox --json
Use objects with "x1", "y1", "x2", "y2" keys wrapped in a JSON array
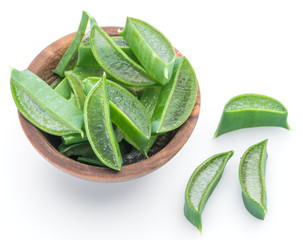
[
  {"x1": 83, "y1": 77, "x2": 100, "y2": 95},
  {"x1": 120, "y1": 17, "x2": 176, "y2": 85},
  {"x1": 77, "y1": 37, "x2": 139, "y2": 67},
  {"x1": 10, "y1": 68, "x2": 84, "y2": 136},
  {"x1": 54, "y1": 78, "x2": 72, "y2": 99},
  {"x1": 64, "y1": 67, "x2": 103, "y2": 109},
  {"x1": 106, "y1": 80, "x2": 151, "y2": 154},
  {"x1": 239, "y1": 140, "x2": 268, "y2": 220},
  {"x1": 54, "y1": 11, "x2": 90, "y2": 77},
  {"x1": 184, "y1": 151, "x2": 234, "y2": 233},
  {"x1": 62, "y1": 133, "x2": 88, "y2": 145},
  {"x1": 77, "y1": 156, "x2": 106, "y2": 167},
  {"x1": 50, "y1": 77, "x2": 63, "y2": 89},
  {"x1": 84, "y1": 73, "x2": 122, "y2": 170},
  {"x1": 151, "y1": 57, "x2": 198, "y2": 134},
  {"x1": 90, "y1": 25, "x2": 157, "y2": 87},
  {"x1": 140, "y1": 86, "x2": 161, "y2": 118},
  {"x1": 82, "y1": 77, "x2": 152, "y2": 155},
  {"x1": 65, "y1": 71, "x2": 86, "y2": 109},
  {"x1": 67, "y1": 93, "x2": 78, "y2": 107},
  {"x1": 59, "y1": 141, "x2": 94, "y2": 157},
  {"x1": 214, "y1": 93, "x2": 290, "y2": 138}
]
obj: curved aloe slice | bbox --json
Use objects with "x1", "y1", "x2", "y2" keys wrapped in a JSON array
[
  {"x1": 239, "y1": 140, "x2": 268, "y2": 220},
  {"x1": 106, "y1": 80, "x2": 151, "y2": 154},
  {"x1": 151, "y1": 57, "x2": 198, "y2": 134},
  {"x1": 214, "y1": 94, "x2": 290, "y2": 138},
  {"x1": 65, "y1": 71, "x2": 86, "y2": 109},
  {"x1": 120, "y1": 17, "x2": 176, "y2": 85},
  {"x1": 84, "y1": 74, "x2": 122, "y2": 170},
  {"x1": 11, "y1": 68, "x2": 84, "y2": 136},
  {"x1": 54, "y1": 11, "x2": 90, "y2": 77},
  {"x1": 77, "y1": 37, "x2": 139, "y2": 67},
  {"x1": 184, "y1": 151, "x2": 234, "y2": 233},
  {"x1": 65, "y1": 67, "x2": 103, "y2": 109},
  {"x1": 90, "y1": 25, "x2": 157, "y2": 87},
  {"x1": 59, "y1": 141, "x2": 93, "y2": 157},
  {"x1": 140, "y1": 87, "x2": 161, "y2": 118}
]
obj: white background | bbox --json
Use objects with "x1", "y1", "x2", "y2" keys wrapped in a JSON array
[{"x1": 1, "y1": 0, "x2": 302, "y2": 239}]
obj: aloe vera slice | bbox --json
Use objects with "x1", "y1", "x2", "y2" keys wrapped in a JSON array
[
  {"x1": 120, "y1": 17, "x2": 176, "y2": 85},
  {"x1": 77, "y1": 156, "x2": 106, "y2": 167},
  {"x1": 64, "y1": 67, "x2": 102, "y2": 109},
  {"x1": 140, "y1": 87, "x2": 161, "y2": 118},
  {"x1": 239, "y1": 140, "x2": 268, "y2": 220},
  {"x1": 184, "y1": 151, "x2": 234, "y2": 233},
  {"x1": 65, "y1": 71, "x2": 86, "y2": 109},
  {"x1": 106, "y1": 80, "x2": 151, "y2": 154},
  {"x1": 54, "y1": 11, "x2": 90, "y2": 77},
  {"x1": 54, "y1": 78, "x2": 73, "y2": 99},
  {"x1": 84, "y1": 74, "x2": 122, "y2": 170},
  {"x1": 59, "y1": 141, "x2": 93, "y2": 157},
  {"x1": 62, "y1": 133, "x2": 88, "y2": 145},
  {"x1": 90, "y1": 25, "x2": 157, "y2": 87},
  {"x1": 77, "y1": 37, "x2": 139, "y2": 67},
  {"x1": 214, "y1": 94, "x2": 290, "y2": 138},
  {"x1": 151, "y1": 57, "x2": 198, "y2": 134},
  {"x1": 50, "y1": 77, "x2": 63, "y2": 89},
  {"x1": 11, "y1": 69, "x2": 84, "y2": 136}
]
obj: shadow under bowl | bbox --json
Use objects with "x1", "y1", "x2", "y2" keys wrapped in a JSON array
[{"x1": 18, "y1": 26, "x2": 201, "y2": 182}]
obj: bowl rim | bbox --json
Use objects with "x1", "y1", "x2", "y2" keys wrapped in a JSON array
[{"x1": 18, "y1": 26, "x2": 201, "y2": 182}]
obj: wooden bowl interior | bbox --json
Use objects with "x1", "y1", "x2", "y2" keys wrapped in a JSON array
[{"x1": 18, "y1": 27, "x2": 201, "y2": 182}]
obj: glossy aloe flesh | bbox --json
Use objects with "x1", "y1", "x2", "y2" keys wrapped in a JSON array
[
  {"x1": 151, "y1": 57, "x2": 198, "y2": 134},
  {"x1": 239, "y1": 140, "x2": 268, "y2": 220},
  {"x1": 90, "y1": 25, "x2": 157, "y2": 87},
  {"x1": 11, "y1": 13, "x2": 199, "y2": 170},
  {"x1": 77, "y1": 37, "x2": 139, "y2": 67},
  {"x1": 54, "y1": 78, "x2": 73, "y2": 99},
  {"x1": 64, "y1": 67, "x2": 103, "y2": 109},
  {"x1": 84, "y1": 74, "x2": 122, "y2": 170},
  {"x1": 120, "y1": 17, "x2": 176, "y2": 85},
  {"x1": 184, "y1": 151, "x2": 234, "y2": 233},
  {"x1": 54, "y1": 11, "x2": 90, "y2": 77},
  {"x1": 106, "y1": 80, "x2": 151, "y2": 154},
  {"x1": 83, "y1": 77, "x2": 154, "y2": 155},
  {"x1": 214, "y1": 94, "x2": 290, "y2": 138},
  {"x1": 11, "y1": 69, "x2": 84, "y2": 136}
]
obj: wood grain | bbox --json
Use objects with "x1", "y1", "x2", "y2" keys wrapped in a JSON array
[{"x1": 19, "y1": 27, "x2": 201, "y2": 182}]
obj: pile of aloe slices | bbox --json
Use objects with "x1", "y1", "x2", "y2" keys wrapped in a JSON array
[{"x1": 10, "y1": 11, "x2": 198, "y2": 171}]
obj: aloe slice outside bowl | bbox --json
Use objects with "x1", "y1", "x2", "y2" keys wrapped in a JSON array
[{"x1": 214, "y1": 93, "x2": 290, "y2": 138}]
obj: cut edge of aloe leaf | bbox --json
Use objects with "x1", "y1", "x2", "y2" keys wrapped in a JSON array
[
  {"x1": 54, "y1": 11, "x2": 90, "y2": 77},
  {"x1": 120, "y1": 17, "x2": 176, "y2": 85},
  {"x1": 11, "y1": 68, "x2": 84, "y2": 136},
  {"x1": 239, "y1": 139, "x2": 268, "y2": 220},
  {"x1": 213, "y1": 93, "x2": 290, "y2": 138},
  {"x1": 184, "y1": 150, "x2": 234, "y2": 233},
  {"x1": 84, "y1": 73, "x2": 122, "y2": 170},
  {"x1": 106, "y1": 80, "x2": 151, "y2": 153},
  {"x1": 151, "y1": 56, "x2": 198, "y2": 134},
  {"x1": 90, "y1": 25, "x2": 157, "y2": 87}
]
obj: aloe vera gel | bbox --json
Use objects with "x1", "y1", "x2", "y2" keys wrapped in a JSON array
[{"x1": 10, "y1": 11, "x2": 198, "y2": 171}]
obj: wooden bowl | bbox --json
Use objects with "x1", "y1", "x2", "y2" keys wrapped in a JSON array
[{"x1": 18, "y1": 27, "x2": 201, "y2": 182}]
